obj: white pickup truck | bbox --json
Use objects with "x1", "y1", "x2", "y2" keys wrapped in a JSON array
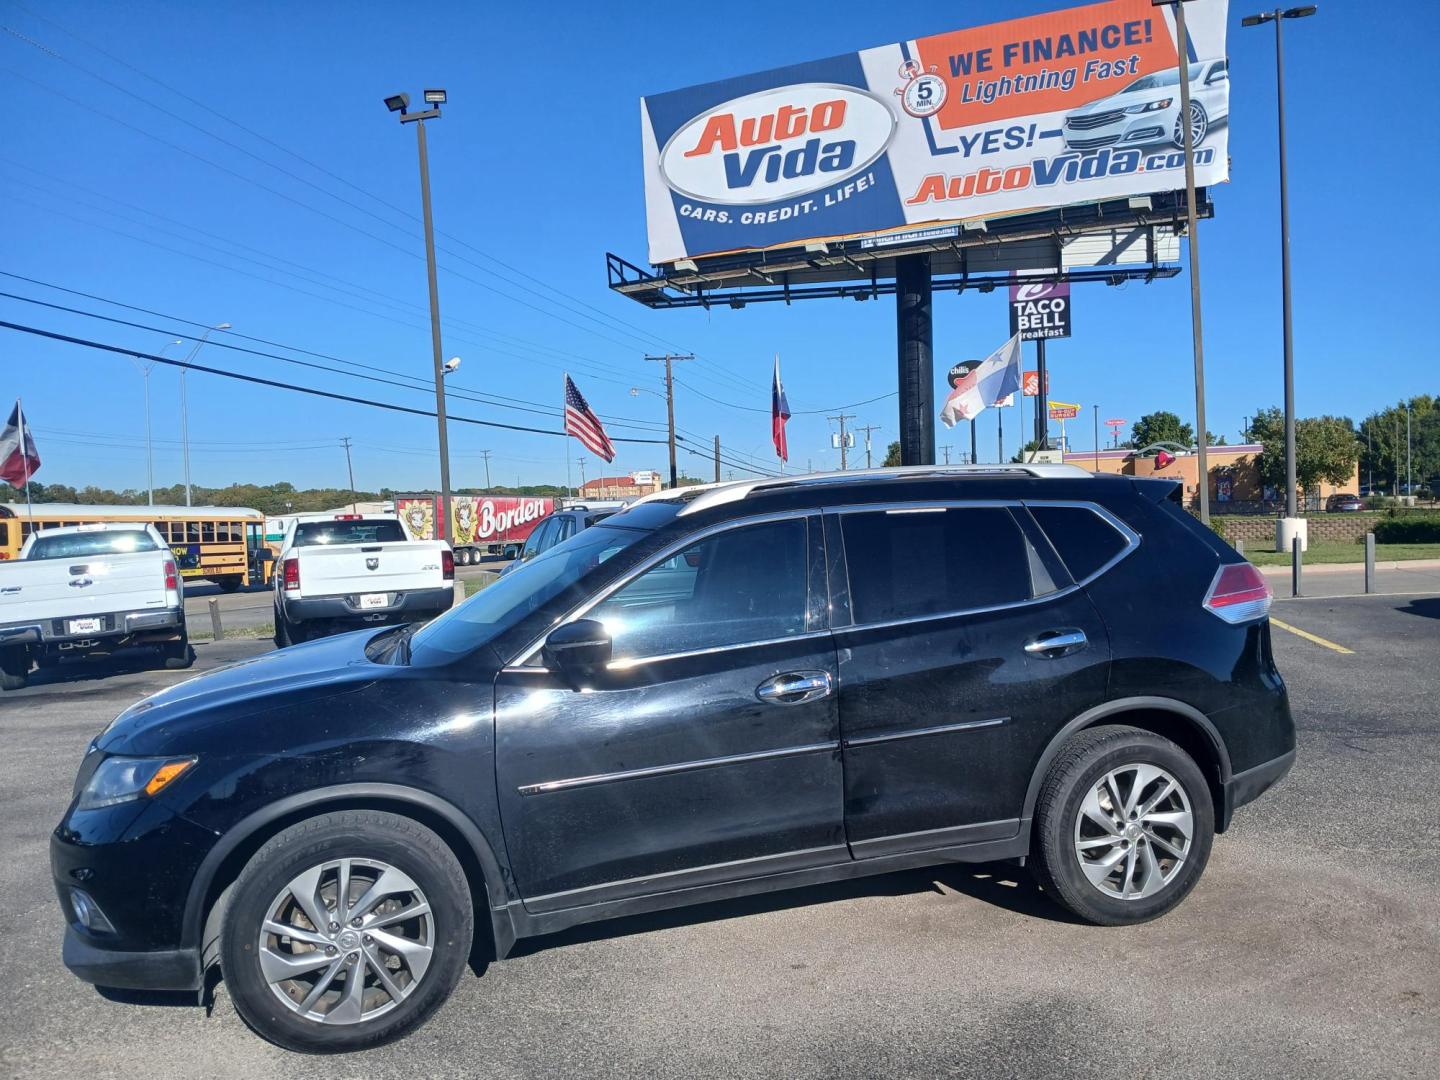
[
  {"x1": 0, "y1": 522, "x2": 190, "y2": 690},
  {"x1": 273, "y1": 515, "x2": 455, "y2": 646}
]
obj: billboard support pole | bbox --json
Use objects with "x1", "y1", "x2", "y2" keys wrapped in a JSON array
[
  {"x1": 895, "y1": 255, "x2": 934, "y2": 466},
  {"x1": 1167, "y1": 0, "x2": 1211, "y2": 525}
]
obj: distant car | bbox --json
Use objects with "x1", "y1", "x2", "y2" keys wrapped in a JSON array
[
  {"x1": 1325, "y1": 494, "x2": 1364, "y2": 512},
  {"x1": 499, "y1": 505, "x2": 616, "y2": 577},
  {"x1": 1063, "y1": 59, "x2": 1229, "y2": 152}
]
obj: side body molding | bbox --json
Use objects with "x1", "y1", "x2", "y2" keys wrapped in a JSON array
[{"x1": 181, "y1": 783, "x2": 518, "y2": 960}]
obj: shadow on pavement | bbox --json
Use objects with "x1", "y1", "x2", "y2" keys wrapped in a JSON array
[
  {"x1": 506, "y1": 860, "x2": 1076, "y2": 961},
  {"x1": 1398, "y1": 597, "x2": 1440, "y2": 620}
]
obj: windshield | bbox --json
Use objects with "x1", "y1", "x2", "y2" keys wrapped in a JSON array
[
  {"x1": 27, "y1": 529, "x2": 158, "y2": 560},
  {"x1": 293, "y1": 520, "x2": 407, "y2": 546},
  {"x1": 1119, "y1": 64, "x2": 1203, "y2": 94},
  {"x1": 407, "y1": 522, "x2": 649, "y2": 663}
]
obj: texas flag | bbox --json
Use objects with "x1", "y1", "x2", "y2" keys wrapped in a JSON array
[
  {"x1": 771, "y1": 354, "x2": 791, "y2": 462},
  {"x1": 939, "y1": 333, "x2": 1022, "y2": 428},
  {"x1": 0, "y1": 400, "x2": 40, "y2": 488}
]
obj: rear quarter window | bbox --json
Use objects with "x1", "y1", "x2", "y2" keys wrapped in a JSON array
[{"x1": 1028, "y1": 505, "x2": 1128, "y2": 581}]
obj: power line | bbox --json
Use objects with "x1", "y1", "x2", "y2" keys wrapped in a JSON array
[
  {"x1": 0, "y1": 319, "x2": 672, "y2": 445},
  {"x1": 674, "y1": 377, "x2": 899, "y2": 416}
]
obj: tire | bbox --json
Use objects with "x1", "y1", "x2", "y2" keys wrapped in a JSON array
[
  {"x1": 1172, "y1": 101, "x2": 1208, "y2": 149},
  {"x1": 216, "y1": 576, "x2": 245, "y2": 593},
  {"x1": 1030, "y1": 724, "x2": 1214, "y2": 926},
  {"x1": 0, "y1": 647, "x2": 29, "y2": 691},
  {"x1": 456, "y1": 548, "x2": 471, "y2": 567},
  {"x1": 220, "y1": 810, "x2": 473, "y2": 1053},
  {"x1": 162, "y1": 628, "x2": 194, "y2": 670}
]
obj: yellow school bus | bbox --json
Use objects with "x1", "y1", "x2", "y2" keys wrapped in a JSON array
[{"x1": 0, "y1": 503, "x2": 268, "y2": 590}]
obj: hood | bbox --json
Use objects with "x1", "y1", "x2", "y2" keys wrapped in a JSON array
[
  {"x1": 1072, "y1": 88, "x2": 1169, "y2": 116},
  {"x1": 97, "y1": 629, "x2": 389, "y2": 754}
]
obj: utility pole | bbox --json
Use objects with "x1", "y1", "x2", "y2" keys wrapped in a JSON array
[
  {"x1": 479, "y1": 449, "x2": 492, "y2": 492},
  {"x1": 941, "y1": 445, "x2": 951, "y2": 465},
  {"x1": 387, "y1": 89, "x2": 453, "y2": 541},
  {"x1": 828, "y1": 413, "x2": 856, "y2": 470},
  {"x1": 645, "y1": 354, "x2": 694, "y2": 488},
  {"x1": 340, "y1": 437, "x2": 357, "y2": 513},
  {"x1": 857, "y1": 424, "x2": 882, "y2": 468},
  {"x1": 713, "y1": 436, "x2": 721, "y2": 483},
  {"x1": 577, "y1": 455, "x2": 587, "y2": 494},
  {"x1": 1163, "y1": 0, "x2": 1211, "y2": 525},
  {"x1": 1406, "y1": 403, "x2": 1412, "y2": 495}
]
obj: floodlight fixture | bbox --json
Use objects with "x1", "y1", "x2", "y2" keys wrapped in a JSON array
[
  {"x1": 424, "y1": 89, "x2": 447, "y2": 104},
  {"x1": 384, "y1": 92, "x2": 410, "y2": 114}
]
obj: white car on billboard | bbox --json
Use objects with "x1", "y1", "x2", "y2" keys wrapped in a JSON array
[{"x1": 1062, "y1": 60, "x2": 1228, "y2": 153}]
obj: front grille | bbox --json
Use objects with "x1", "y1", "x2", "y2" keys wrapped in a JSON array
[
  {"x1": 1066, "y1": 109, "x2": 1125, "y2": 130},
  {"x1": 1064, "y1": 133, "x2": 1122, "y2": 150}
]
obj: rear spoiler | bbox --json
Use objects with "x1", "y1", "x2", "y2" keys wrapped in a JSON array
[{"x1": 1132, "y1": 477, "x2": 1183, "y2": 504}]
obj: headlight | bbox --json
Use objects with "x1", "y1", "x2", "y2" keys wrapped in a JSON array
[
  {"x1": 76, "y1": 756, "x2": 197, "y2": 812},
  {"x1": 1126, "y1": 98, "x2": 1173, "y2": 114}
]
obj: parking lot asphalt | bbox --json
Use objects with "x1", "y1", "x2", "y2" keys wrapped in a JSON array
[{"x1": 1, "y1": 601, "x2": 1437, "y2": 1079}]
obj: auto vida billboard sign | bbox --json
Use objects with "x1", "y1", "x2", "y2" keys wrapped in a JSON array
[{"x1": 641, "y1": 0, "x2": 1229, "y2": 264}]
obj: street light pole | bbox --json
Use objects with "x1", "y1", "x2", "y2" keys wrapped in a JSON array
[
  {"x1": 1161, "y1": 0, "x2": 1211, "y2": 525},
  {"x1": 179, "y1": 323, "x2": 230, "y2": 507},
  {"x1": 133, "y1": 338, "x2": 180, "y2": 506},
  {"x1": 1244, "y1": 5, "x2": 1317, "y2": 530},
  {"x1": 388, "y1": 89, "x2": 453, "y2": 540}
]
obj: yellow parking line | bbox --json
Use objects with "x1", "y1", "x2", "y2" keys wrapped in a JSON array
[{"x1": 1270, "y1": 617, "x2": 1355, "y2": 655}]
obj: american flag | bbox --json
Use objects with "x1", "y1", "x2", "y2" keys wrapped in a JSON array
[{"x1": 564, "y1": 374, "x2": 616, "y2": 462}]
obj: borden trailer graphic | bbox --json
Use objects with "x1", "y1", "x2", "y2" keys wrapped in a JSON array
[{"x1": 640, "y1": 0, "x2": 1229, "y2": 264}]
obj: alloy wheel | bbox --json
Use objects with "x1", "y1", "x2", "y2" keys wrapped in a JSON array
[
  {"x1": 1174, "y1": 103, "x2": 1206, "y2": 148},
  {"x1": 257, "y1": 857, "x2": 434, "y2": 1025},
  {"x1": 1073, "y1": 763, "x2": 1193, "y2": 901}
]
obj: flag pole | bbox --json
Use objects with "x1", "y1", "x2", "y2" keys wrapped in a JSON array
[{"x1": 17, "y1": 398, "x2": 33, "y2": 521}]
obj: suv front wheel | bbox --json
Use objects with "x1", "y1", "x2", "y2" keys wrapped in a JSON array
[
  {"x1": 220, "y1": 810, "x2": 474, "y2": 1052},
  {"x1": 1031, "y1": 725, "x2": 1214, "y2": 925}
]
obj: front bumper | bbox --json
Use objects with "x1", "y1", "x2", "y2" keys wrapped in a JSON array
[
  {"x1": 280, "y1": 585, "x2": 454, "y2": 624},
  {"x1": 61, "y1": 926, "x2": 202, "y2": 991},
  {"x1": 1062, "y1": 114, "x2": 1173, "y2": 151},
  {"x1": 1219, "y1": 748, "x2": 1295, "y2": 831}
]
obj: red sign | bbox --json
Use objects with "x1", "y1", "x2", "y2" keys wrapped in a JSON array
[
  {"x1": 1022, "y1": 370, "x2": 1050, "y2": 397},
  {"x1": 1049, "y1": 405, "x2": 1079, "y2": 420}
]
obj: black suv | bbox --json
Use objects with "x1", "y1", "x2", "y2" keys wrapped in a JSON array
[{"x1": 52, "y1": 466, "x2": 1294, "y2": 1052}]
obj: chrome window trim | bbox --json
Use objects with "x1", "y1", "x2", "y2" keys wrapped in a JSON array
[
  {"x1": 825, "y1": 498, "x2": 1139, "y2": 633},
  {"x1": 517, "y1": 740, "x2": 839, "y2": 796},
  {"x1": 501, "y1": 628, "x2": 834, "y2": 675},
  {"x1": 507, "y1": 509, "x2": 820, "y2": 669},
  {"x1": 843, "y1": 716, "x2": 1009, "y2": 748}
]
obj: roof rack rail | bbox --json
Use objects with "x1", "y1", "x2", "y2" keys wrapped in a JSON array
[{"x1": 675, "y1": 463, "x2": 1092, "y2": 517}]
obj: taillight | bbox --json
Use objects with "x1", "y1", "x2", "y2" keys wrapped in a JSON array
[
  {"x1": 1203, "y1": 562, "x2": 1271, "y2": 624},
  {"x1": 163, "y1": 559, "x2": 178, "y2": 591},
  {"x1": 441, "y1": 548, "x2": 455, "y2": 581},
  {"x1": 283, "y1": 557, "x2": 300, "y2": 591}
]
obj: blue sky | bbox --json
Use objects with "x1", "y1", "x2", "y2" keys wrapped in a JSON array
[{"x1": 2, "y1": 0, "x2": 1435, "y2": 494}]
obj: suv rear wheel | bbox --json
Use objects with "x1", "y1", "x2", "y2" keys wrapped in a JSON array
[
  {"x1": 1031, "y1": 725, "x2": 1214, "y2": 925},
  {"x1": 220, "y1": 810, "x2": 473, "y2": 1053}
]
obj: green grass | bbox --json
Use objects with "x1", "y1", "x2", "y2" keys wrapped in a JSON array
[
  {"x1": 463, "y1": 572, "x2": 499, "y2": 597},
  {"x1": 1244, "y1": 542, "x2": 1440, "y2": 566}
]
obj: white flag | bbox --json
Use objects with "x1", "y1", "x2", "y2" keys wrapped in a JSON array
[{"x1": 939, "y1": 333, "x2": 1022, "y2": 428}]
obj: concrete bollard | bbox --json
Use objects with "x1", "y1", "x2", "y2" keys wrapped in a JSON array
[
  {"x1": 1364, "y1": 532, "x2": 1375, "y2": 594},
  {"x1": 208, "y1": 598, "x2": 224, "y2": 640},
  {"x1": 1291, "y1": 537, "x2": 1302, "y2": 598},
  {"x1": 1235, "y1": 538, "x2": 1245, "y2": 557}
]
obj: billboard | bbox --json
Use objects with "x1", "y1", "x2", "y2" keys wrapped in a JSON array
[{"x1": 641, "y1": 0, "x2": 1229, "y2": 264}]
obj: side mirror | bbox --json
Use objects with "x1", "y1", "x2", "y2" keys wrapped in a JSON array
[{"x1": 543, "y1": 619, "x2": 612, "y2": 673}]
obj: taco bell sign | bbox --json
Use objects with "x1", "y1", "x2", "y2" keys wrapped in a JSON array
[{"x1": 1009, "y1": 279, "x2": 1071, "y2": 341}]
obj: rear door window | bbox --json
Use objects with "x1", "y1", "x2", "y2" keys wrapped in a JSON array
[
  {"x1": 841, "y1": 506, "x2": 1033, "y2": 624},
  {"x1": 1027, "y1": 505, "x2": 1128, "y2": 582}
]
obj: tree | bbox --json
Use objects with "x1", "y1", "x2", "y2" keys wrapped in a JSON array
[
  {"x1": 1359, "y1": 396, "x2": 1438, "y2": 492},
  {"x1": 1251, "y1": 405, "x2": 1360, "y2": 499},
  {"x1": 1131, "y1": 411, "x2": 1194, "y2": 451},
  {"x1": 882, "y1": 441, "x2": 902, "y2": 467}
]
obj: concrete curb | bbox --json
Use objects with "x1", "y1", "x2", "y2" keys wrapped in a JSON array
[{"x1": 1256, "y1": 558, "x2": 1440, "y2": 577}]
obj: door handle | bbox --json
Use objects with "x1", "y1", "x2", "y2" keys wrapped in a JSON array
[
  {"x1": 1024, "y1": 629, "x2": 1088, "y2": 657},
  {"x1": 756, "y1": 670, "x2": 833, "y2": 706}
]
